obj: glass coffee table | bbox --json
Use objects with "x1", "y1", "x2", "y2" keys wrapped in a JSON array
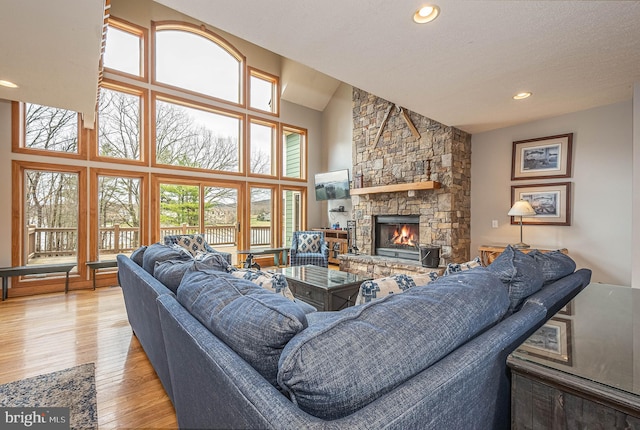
[
  {"x1": 279, "y1": 265, "x2": 371, "y2": 311},
  {"x1": 507, "y1": 283, "x2": 640, "y2": 427}
]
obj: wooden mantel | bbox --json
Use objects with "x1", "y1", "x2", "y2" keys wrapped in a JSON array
[{"x1": 349, "y1": 181, "x2": 441, "y2": 196}]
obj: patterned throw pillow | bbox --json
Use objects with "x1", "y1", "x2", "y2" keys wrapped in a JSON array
[
  {"x1": 297, "y1": 233, "x2": 322, "y2": 253},
  {"x1": 226, "y1": 267, "x2": 296, "y2": 301},
  {"x1": 174, "y1": 234, "x2": 209, "y2": 257},
  {"x1": 355, "y1": 272, "x2": 439, "y2": 305},
  {"x1": 444, "y1": 256, "x2": 482, "y2": 276}
]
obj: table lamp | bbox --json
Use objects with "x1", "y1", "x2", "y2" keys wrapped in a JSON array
[{"x1": 508, "y1": 200, "x2": 536, "y2": 249}]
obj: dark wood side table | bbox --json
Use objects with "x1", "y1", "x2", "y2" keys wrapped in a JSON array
[
  {"x1": 507, "y1": 284, "x2": 640, "y2": 428},
  {"x1": 478, "y1": 245, "x2": 568, "y2": 266},
  {"x1": 279, "y1": 265, "x2": 370, "y2": 311}
]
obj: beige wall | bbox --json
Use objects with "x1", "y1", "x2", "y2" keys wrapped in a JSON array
[
  {"x1": 471, "y1": 100, "x2": 633, "y2": 286},
  {"x1": 633, "y1": 83, "x2": 640, "y2": 289}
]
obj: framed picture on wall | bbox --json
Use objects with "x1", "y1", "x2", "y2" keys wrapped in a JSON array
[
  {"x1": 511, "y1": 182, "x2": 571, "y2": 226},
  {"x1": 511, "y1": 133, "x2": 573, "y2": 180}
]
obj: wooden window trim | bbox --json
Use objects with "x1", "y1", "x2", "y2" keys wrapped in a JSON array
[
  {"x1": 11, "y1": 161, "x2": 88, "y2": 296},
  {"x1": 90, "y1": 79, "x2": 149, "y2": 166},
  {"x1": 11, "y1": 102, "x2": 88, "y2": 160},
  {"x1": 89, "y1": 168, "x2": 149, "y2": 263},
  {"x1": 104, "y1": 16, "x2": 149, "y2": 83},
  {"x1": 247, "y1": 183, "x2": 278, "y2": 248},
  {"x1": 248, "y1": 66, "x2": 280, "y2": 117},
  {"x1": 280, "y1": 123, "x2": 308, "y2": 182},
  {"x1": 151, "y1": 91, "x2": 246, "y2": 175},
  {"x1": 151, "y1": 21, "x2": 247, "y2": 108},
  {"x1": 247, "y1": 115, "x2": 278, "y2": 179}
]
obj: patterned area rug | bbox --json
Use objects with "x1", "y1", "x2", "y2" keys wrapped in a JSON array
[{"x1": 0, "y1": 363, "x2": 97, "y2": 429}]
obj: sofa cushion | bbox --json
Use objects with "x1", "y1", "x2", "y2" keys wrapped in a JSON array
[
  {"x1": 486, "y1": 245, "x2": 544, "y2": 313},
  {"x1": 277, "y1": 267, "x2": 509, "y2": 420},
  {"x1": 130, "y1": 245, "x2": 147, "y2": 267},
  {"x1": 178, "y1": 266, "x2": 308, "y2": 387},
  {"x1": 226, "y1": 267, "x2": 296, "y2": 300},
  {"x1": 355, "y1": 272, "x2": 438, "y2": 305},
  {"x1": 153, "y1": 253, "x2": 229, "y2": 293},
  {"x1": 296, "y1": 232, "x2": 322, "y2": 253},
  {"x1": 528, "y1": 249, "x2": 576, "y2": 284},
  {"x1": 444, "y1": 256, "x2": 482, "y2": 275},
  {"x1": 142, "y1": 243, "x2": 192, "y2": 275}
]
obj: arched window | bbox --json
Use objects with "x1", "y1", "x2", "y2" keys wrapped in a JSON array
[{"x1": 153, "y1": 22, "x2": 245, "y2": 105}]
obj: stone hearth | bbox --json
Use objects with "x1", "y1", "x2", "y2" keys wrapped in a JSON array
[
  {"x1": 350, "y1": 88, "x2": 471, "y2": 265},
  {"x1": 339, "y1": 254, "x2": 443, "y2": 278}
]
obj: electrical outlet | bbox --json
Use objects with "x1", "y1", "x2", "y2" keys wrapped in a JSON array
[{"x1": 491, "y1": 220, "x2": 499, "y2": 228}]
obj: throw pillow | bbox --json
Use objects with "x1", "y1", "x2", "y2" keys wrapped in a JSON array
[
  {"x1": 141, "y1": 243, "x2": 192, "y2": 275},
  {"x1": 130, "y1": 245, "x2": 147, "y2": 267},
  {"x1": 226, "y1": 267, "x2": 296, "y2": 301},
  {"x1": 528, "y1": 250, "x2": 576, "y2": 284},
  {"x1": 444, "y1": 256, "x2": 482, "y2": 276},
  {"x1": 297, "y1": 233, "x2": 322, "y2": 253},
  {"x1": 154, "y1": 253, "x2": 229, "y2": 293},
  {"x1": 355, "y1": 272, "x2": 439, "y2": 305},
  {"x1": 277, "y1": 268, "x2": 509, "y2": 420},
  {"x1": 486, "y1": 245, "x2": 544, "y2": 314},
  {"x1": 174, "y1": 234, "x2": 209, "y2": 257},
  {"x1": 178, "y1": 266, "x2": 308, "y2": 387}
]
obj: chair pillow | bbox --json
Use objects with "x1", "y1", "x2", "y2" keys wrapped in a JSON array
[
  {"x1": 277, "y1": 268, "x2": 509, "y2": 419},
  {"x1": 226, "y1": 267, "x2": 296, "y2": 301},
  {"x1": 154, "y1": 253, "x2": 229, "y2": 293},
  {"x1": 486, "y1": 245, "x2": 544, "y2": 313},
  {"x1": 355, "y1": 272, "x2": 438, "y2": 305},
  {"x1": 130, "y1": 245, "x2": 147, "y2": 267},
  {"x1": 141, "y1": 243, "x2": 192, "y2": 275},
  {"x1": 169, "y1": 234, "x2": 209, "y2": 257},
  {"x1": 297, "y1": 233, "x2": 322, "y2": 253},
  {"x1": 178, "y1": 265, "x2": 308, "y2": 387},
  {"x1": 528, "y1": 249, "x2": 576, "y2": 284}
]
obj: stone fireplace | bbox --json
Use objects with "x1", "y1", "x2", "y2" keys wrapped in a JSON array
[
  {"x1": 347, "y1": 87, "x2": 472, "y2": 269},
  {"x1": 374, "y1": 215, "x2": 420, "y2": 260}
]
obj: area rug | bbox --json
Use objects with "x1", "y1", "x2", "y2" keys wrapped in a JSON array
[{"x1": 0, "y1": 363, "x2": 97, "y2": 429}]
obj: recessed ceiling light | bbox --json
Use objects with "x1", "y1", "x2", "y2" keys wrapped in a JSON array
[
  {"x1": 0, "y1": 79, "x2": 18, "y2": 88},
  {"x1": 513, "y1": 92, "x2": 532, "y2": 100},
  {"x1": 414, "y1": 5, "x2": 440, "y2": 24}
]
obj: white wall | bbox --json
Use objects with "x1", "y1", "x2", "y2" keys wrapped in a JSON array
[
  {"x1": 0, "y1": 100, "x2": 12, "y2": 266},
  {"x1": 472, "y1": 100, "x2": 633, "y2": 286},
  {"x1": 633, "y1": 83, "x2": 640, "y2": 289},
  {"x1": 319, "y1": 83, "x2": 353, "y2": 229}
]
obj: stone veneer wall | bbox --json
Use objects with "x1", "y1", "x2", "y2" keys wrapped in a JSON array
[{"x1": 351, "y1": 87, "x2": 471, "y2": 265}]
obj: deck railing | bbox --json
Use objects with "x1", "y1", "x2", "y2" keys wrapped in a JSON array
[{"x1": 28, "y1": 224, "x2": 273, "y2": 258}]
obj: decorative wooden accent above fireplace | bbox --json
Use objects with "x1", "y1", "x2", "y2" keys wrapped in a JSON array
[{"x1": 349, "y1": 181, "x2": 441, "y2": 196}]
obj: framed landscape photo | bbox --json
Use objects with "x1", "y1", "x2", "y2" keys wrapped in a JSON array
[
  {"x1": 520, "y1": 317, "x2": 572, "y2": 365},
  {"x1": 511, "y1": 182, "x2": 571, "y2": 226},
  {"x1": 511, "y1": 133, "x2": 573, "y2": 180}
]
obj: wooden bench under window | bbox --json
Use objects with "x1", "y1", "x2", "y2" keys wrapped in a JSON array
[{"x1": 0, "y1": 263, "x2": 77, "y2": 301}]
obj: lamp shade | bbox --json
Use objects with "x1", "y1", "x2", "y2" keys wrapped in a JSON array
[{"x1": 508, "y1": 200, "x2": 536, "y2": 217}]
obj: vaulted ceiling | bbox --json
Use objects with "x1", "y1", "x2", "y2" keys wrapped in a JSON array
[{"x1": 1, "y1": 1, "x2": 639, "y2": 133}]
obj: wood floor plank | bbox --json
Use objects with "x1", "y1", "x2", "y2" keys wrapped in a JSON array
[{"x1": 0, "y1": 287, "x2": 177, "y2": 429}]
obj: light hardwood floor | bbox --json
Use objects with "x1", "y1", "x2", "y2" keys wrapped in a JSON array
[{"x1": 0, "y1": 287, "x2": 177, "y2": 429}]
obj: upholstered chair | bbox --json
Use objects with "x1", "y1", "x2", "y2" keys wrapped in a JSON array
[
  {"x1": 163, "y1": 233, "x2": 232, "y2": 265},
  {"x1": 289, "y1": 231, "x2": 329, "y2": 267}
]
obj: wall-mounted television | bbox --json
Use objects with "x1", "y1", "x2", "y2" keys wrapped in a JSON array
[{"x1": 314, "y1": 169, "x2": 350, "y2": 201}]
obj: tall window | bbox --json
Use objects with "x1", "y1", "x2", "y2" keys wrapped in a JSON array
[
  {"x1": 103, "y1": 18, "x2": 145, "y2": 78},
  {"x1": 23, "y1": 169, "x2": 79, "y2": 265},
  {"x1": 154, "y1": 97, "x2": 242, "y2": 172},
  {"x1": 154, "y1": 23, "x2": 244, "y2": 104},
  {"x1": 249, "y1": 68, "x2": 279, "y2": 115},
  {"x1": 282, "y1": 187, "x2": 304, "y2": 248},
  {"x1": 249, "y1": 186, "x2": 274, "y2": 248},
  {"x1": 249, "y1": 119, "x2": 276, "y2": 176},
  {"x1": 96, "y1": 175, "x2": 142, "y2": 259},
  {"x1": 282, "y1": 125, "x2": 307, "y2": 179},
  {"x1": 97, "y1": 84, "x2": 143, "y2": 161},
  {"x1": 159, "y1": 182, "x2": 201, "y2": 239}
]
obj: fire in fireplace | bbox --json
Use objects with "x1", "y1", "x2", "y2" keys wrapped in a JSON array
[{"x1": 374, "y1": 215, "x2": 420, "y2": 260}]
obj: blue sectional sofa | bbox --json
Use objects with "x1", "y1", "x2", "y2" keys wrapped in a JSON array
[{"x1": 117, "y1": 244, "x2": 591, "y2": 429}]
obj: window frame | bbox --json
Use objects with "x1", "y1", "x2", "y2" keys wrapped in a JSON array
[
  {"x1": 151, "y1": 21, "x2": 246, "y2": 108},
  {"x1": 104, "y1": 16, "x2": 148, "y2": 82},
  {"x1": 91, "y1": 79, "x2": 149, "y2": 166},
  {"x1": 248, "y1": 67, "x2": 280, "y2": 117},
  {"x1": 11, "y1": 101, "x2": 88, "y2": 160},
  {"x1": 11, "y1": 160, "x2": 88, "y2": 294},
  {"x1": 247, "y1": 116, "x2": 278, "y2": 178},
  {"x1": 280, "y1": 123, "x2": 308, "y2": 182}
]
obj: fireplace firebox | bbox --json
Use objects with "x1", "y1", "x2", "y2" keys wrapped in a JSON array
[{"x1": 374, "y1": 215, "x2": 420, "y2": 260}]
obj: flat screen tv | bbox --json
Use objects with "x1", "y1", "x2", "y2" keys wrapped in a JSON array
[{"x1": 314, "y1": 169, "x2": 350, "y2": 201}]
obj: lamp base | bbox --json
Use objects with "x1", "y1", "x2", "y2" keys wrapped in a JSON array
[{"x1": 513, "y1": 242, "x2": 530, "y2": 249}]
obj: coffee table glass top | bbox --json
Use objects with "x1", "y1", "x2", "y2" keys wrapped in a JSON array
[
  {"x1": 279, "y1": 265, "x2": 370, "y2": 290},
  {"x1": 510, "y1": 283, "x2": 640, "y2": 397}
]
